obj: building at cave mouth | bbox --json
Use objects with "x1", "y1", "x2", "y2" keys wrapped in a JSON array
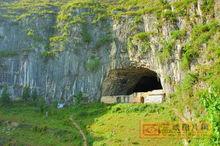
[
  {"x1": 101, "y1": 68, "x2": 165, "y2": 104},
  {"x1": 101, "y1": 89, "x2": 165, "y2": 104}
]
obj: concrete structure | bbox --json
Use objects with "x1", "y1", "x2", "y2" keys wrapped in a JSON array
[{"x1": 101, "y1": 89, "x2": 165, "y2": 104}]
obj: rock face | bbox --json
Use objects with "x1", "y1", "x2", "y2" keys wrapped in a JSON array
[{"x1": 0, "y1": 0, "x2": 218, "y2": 102}]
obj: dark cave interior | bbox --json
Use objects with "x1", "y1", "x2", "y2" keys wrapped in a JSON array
[{"x1": 102, "y1": 68, "x2": 163, "y2": 96}]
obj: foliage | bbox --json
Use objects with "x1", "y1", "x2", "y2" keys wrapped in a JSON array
[
  {"x1": 0, "y1": 102, "x2": 180, "y2": 146},
  {"x1": 0, "y1": 1, "x2": 219, "y2": 145},
  {"x1": 74, "y1": 91, "x2": 84, "y2": 105},
  {"x1": 31, "y1": 89, "x2": 38, "y2": 102},
  {"x1": 172, "y1": 0, "x2": 197, "y2": 16},
  {"x1": 110, "y1": 103, "x2": 165, "y2": 113},
  {"x1": 0, "y1": 50, "x2": 18, "y2": 58},
  {"x1": 160, "y1": 9, "x2": 177, "y2": 22},
  {"x1": 169, "y1": 72, "x2": 200, "y2": 122},
  {"x1": 0, "y1": 85, "x2": 11, "y2": 105},
  {"x1": 201, "y1": 0, "x2": 215, "y2": 15},
  {"x1": 200, "y1": 87, "x2": 220, "y2": 145},
  {"x1": 171, "y1": 29, "x2": 186, "y2": 40},
  {"x1": 158, "y1": 28, "x2": 187, "y2": 63},
  {"x1": 0, "y1": 101, "x2": 83, "y2": 146},
  {"x1": 26, "y1": 29, "x2": 34, "y2": 37},
  {"x1": 85, "y1": 56, "x2": 100, "y2": 72},
  {"x1": 191, "y1": 21, "x2": 219, "y2": 49},
  {"x1": 132, "y1": 32, "x2": 150, "y2": 42},
  {"x1": 81, "y1": 23, "x2": 92, "y2": 43},
  {"x1": 1, "y1": 0, "x2": 214, "y2": 63},
  {"x1": 41, "y1": 50, "x2": 56, "y2": 58},
  {"x1": 158, "y1": 39, "x2": 175, "y2": 63},
  {"x1": 22, "y1": 85, "x2": 31, "y2": 102},
  {"x1": 129, "y1": 32, "x2": 152, "y2": 54},
  {"x1": 181, "y1": 21, "x2": 220, "y2": 70},
  {"x1": 94, "y1": 34, "x2": 113, "y2": 50},
  {"x1": 181, "y1": 73, "x2": 198, "y2": 93}
]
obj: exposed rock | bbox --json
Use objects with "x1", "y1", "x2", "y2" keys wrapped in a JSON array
[{"x1": 0, "y1": 0, "x2": 218, "y2": 102}]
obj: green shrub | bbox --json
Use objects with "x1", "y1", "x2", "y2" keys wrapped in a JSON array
[
  {"x1": 181, "y1": 43, "x2": 199, "y2": 70},
  {"x1": 158, "y1": 39, "x2": 174, "y2": 62},
  {"x1": 132, "y1": 32, "x2": 150, "y2": 42},
  {"x1": 0, "y1": 85, "x2": 11, "y2": 105},
  {"x1": 172, "y1": 0, "x2": 197, "y2": 16},
  {"x1": 200, "y1": 87, "x2": 220, "y2": 145},
  {"x1": 181, "y1": 73, "x2": 198, "y2": 92},
  {"x1": 85, "y1": 56, "x2": 100, "y2": 72},
  {"x1": 190, "y1": 21, "x2": 219, "y2": 51},
  {"x1": 41, "y1": 51, "x2": 56, "y2": 58},
  {"x1": 22, "y1": 85, "x2": 31, "y2": 101},
  {"x1": 110, "y1": 104, "x2": 164, "y2": 113},
  {"x1": 201, "y1": 0, "x2": 215, "y2": 15},
  {"x1": 171, "y1": 29, "x2": 186, "y2": 40},
  {"x1": 31, "y1": 89, "x2": 38, "y2": 102},
  {"x1": 181, "y1": 54, "x2": 190, "y2": 70},
  {"x1": 33, "y1": 125, "x2": 48, "y2": 133},
  {"x1": 27, "y1": 29, "x2": 34, "y2": 37},
  {"x1": 173, "y1": 72, "x2": 198, "y2": 105},
  {"x1": 133, "y1": 15, "x2": 142, "y2": 24},
  {"x1": 161, "y1": 9, "x2": 177, "y2": 22},
  {"x1": 0, "y1": 50, "x2": 18, "y2": 58},
  {"x1": 94, "y1": 34, "x2": 113, "y2": 49},
  {"x1": 81, "y1": 24, "x2": 92, "y2": 43},
  {"x1": 129, "y1": 32, "x2": 152, "y2": 54},
  {"x1": 74, "y1": 91, "x2": 84, "y2": 105}
]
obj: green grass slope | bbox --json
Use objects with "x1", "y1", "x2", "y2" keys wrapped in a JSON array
[{"x1": 0, "y1": 102, "x2": 211, "y2": 146}]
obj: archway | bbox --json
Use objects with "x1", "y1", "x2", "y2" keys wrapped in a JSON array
[
  {"x1": 102, "y1": 67, "x2": 163, "y2": 96},
  {"x1": 140, "y1": 97, "x2": 144, "y2": 103}
]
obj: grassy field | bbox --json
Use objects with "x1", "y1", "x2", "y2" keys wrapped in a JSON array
[{"x1": 0, "y1": 102, "x2": 211, "y2": 146}]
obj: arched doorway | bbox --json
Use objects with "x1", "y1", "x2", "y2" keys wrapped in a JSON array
[{"x1": 140, "y1": 96, "x2": 144, "y2": 103}]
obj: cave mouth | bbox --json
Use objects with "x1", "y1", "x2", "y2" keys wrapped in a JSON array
[
  {"x1": 128, "y1": 76, "x2": 162, "y2": 94},
  {"x1": 102, "y1": 68, "x2": 163, "y2": 96}
]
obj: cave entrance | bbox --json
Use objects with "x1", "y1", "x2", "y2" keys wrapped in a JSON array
[
  {"x1": 102, "y1": 68, "x2": 163, "y2": 96},
  {"x1": 129, "y1": 76, "x2": 162, "y2": 94}
]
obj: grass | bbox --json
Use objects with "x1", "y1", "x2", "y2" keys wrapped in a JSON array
[
  {"x1": 0, "y1": 101, "x2": 211, "y2": 146},
  {"x1": 158, "y1": 39, "x2": 174, "y2": 63},
  {"x1": 0, "y1": 101, "x2": 102, "y2": 145},
  {"x1": 85, "y1": 56, "x2": 100, "y2": 72},
  {"x1": 128, "y1": 32, "x2": 153, "y2": 55}
]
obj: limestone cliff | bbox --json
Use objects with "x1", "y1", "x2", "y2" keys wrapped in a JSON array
[{"x1": 0, "y1": 0, "x2": 219, "y2": 103}]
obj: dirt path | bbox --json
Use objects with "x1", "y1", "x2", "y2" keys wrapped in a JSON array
[{"x1": 69, "y1": 117, "x2": 88, "y2": 146}]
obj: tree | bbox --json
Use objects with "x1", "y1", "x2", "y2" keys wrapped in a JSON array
[
  {"x1": 22, "y1": 85, "x2": 30, "y2": 101},
  {"x1": 0, "y1": 85, "x2": 11, "y2": 105}
]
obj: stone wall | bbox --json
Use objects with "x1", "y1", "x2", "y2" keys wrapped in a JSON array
[{"x1": 101, "y1": 90, "x2": 165, "y2": 104}]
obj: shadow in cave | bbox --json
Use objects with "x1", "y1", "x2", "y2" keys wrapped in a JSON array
[
  {"x1": 102, "y1": 68, "x2": 163, "y2": 96},
  {"x1": 128, "y1": 76, "x2": 162, "y2": 94}
]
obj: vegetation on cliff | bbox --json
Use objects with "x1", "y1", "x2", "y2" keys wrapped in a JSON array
[{"x1": 0, "y1": 0, "x2": 219, "y2": 145}]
